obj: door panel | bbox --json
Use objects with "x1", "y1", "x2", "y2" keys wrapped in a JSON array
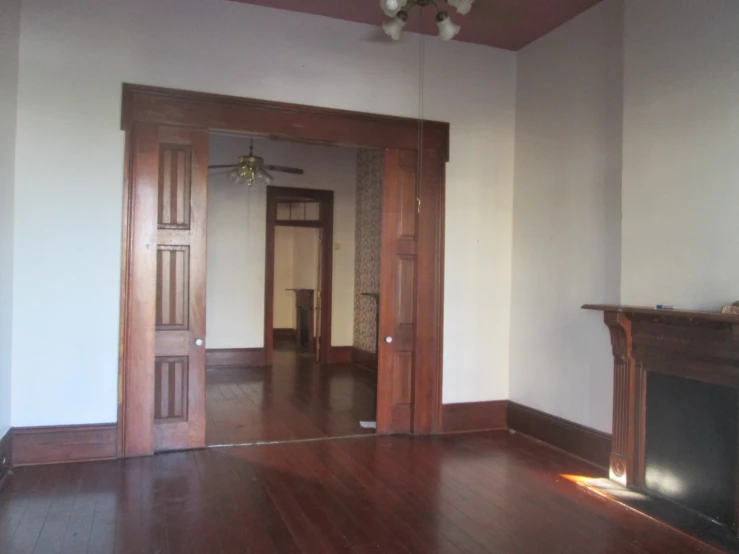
[
  {"x1": 378, "y1": 149, "x2": 418, "y2": 433},
  {"x1": 154, "y1": 357, "x2": 189, "y2": 420},
  {"x1": 152, "y1": 127, "x2": 208, "y2": 452},
  {"x1": 155, "y1": 246, "x2": 189, "y2": 329}
]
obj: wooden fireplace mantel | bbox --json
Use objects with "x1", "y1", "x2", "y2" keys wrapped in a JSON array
[
  {"x1": 583, "y1": 304, "x2": 739, "y2": 324},
  {"x1": 583, "y1": 303, "x2": 739, "y2": 533}
]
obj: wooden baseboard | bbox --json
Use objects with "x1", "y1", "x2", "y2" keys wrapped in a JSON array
[
  {"x1": 507, "y1": 402, "x2": 612, "y2": 469},
  {"x1": 351, "y1": 347, "x2": 378, "y2": 371},
  {"x1": 13, "y1": 423, "x2": 117, "y2": 466},
  {"x1": 442, "y1": 401, "x2": 508, "y2": 433},
  {"x1": 206, "y1": 348, "x2": 265, "y2": 367},
  {"x1": 0, "y1": 431, "x2": 11, "y2": 485},
  {"x1": 273, "y1": 328, "x2": 295, "y2": 341},
  {"x1": 327, "y1": 346, "x2": 353, "y2": 364}
]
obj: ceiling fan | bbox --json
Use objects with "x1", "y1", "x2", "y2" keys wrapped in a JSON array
[{"x1": 208, "y1": 139, "x2": 304, "y2": 186}]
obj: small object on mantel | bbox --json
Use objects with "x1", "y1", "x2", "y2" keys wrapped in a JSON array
[
  {"x1": 721, "y1": 301, "x2": 739, "y2": 315},
  {"x1": 656, "y1": 305, "x2": 675, "y2": 309}
]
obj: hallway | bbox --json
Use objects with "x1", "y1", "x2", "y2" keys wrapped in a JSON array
[{"x1": 206, "y1": 343, "x2": 377, "y2": 446}]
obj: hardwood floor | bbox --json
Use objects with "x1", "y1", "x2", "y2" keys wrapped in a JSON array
[
  {"x1": 206, "y1": 342, "x2": 377, "y2": 446},
  {"x1": 0, "y1": 432, "x2": 718, "y2": 553}
]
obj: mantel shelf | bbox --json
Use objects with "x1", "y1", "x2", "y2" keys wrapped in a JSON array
[{"x1": 582, "y1": 304, "x2": 739, "y2": 324}]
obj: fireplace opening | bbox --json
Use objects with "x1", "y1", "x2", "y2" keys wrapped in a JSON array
[
  {"x1": 645, "y1": 371, "x2": 738, "y2": 530},
  {"x1": 298, "y1": 308, "x2": 310, "y2": 349}
]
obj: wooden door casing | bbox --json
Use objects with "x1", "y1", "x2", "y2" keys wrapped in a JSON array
[
  {"x1": 120, "y1": 85, "x2": 447, "y2": 456},
  {"x1": 413, "y1": 148, "x2": 445, "y2": 434},
  {"x1": 122, "y1": 123, "x2": 208, "y2": 455}
]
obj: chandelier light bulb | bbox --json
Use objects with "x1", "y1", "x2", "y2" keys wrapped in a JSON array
[
  {"x1": 383, "y1": 11, "x2": 408, "y2": 41},
  {"x1": 436, "y1": 12, "x2": 460, "y2": 41},
  {"x1": 453, "y1": 0, "x2": 474, "y2": 15},
  {"x1": 229, "y1": 168, "x2": 241, "y2": 183},
  {"x1": 381, "y1": 0, "x2": 406, "y2": 17},
  {"x1": 259, "y1": 168, "x2": 274, "y2": 185}
]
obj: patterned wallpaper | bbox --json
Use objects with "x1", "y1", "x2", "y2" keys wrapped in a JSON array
[{"x1": 353, "y1": 150, "x2": 384, "y2": 353}]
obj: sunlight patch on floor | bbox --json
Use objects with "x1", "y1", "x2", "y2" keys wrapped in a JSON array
[{"x1": 561, "y1": 474, "x2": 650, "y2": 502}]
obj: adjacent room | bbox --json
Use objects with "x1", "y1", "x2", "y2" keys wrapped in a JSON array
[
  {"x1": 1, "y1": 0, "x2": 738, "y2": 552},
  {"x1": 204, "y1": 134, "x2": 380, "y2": 445}
]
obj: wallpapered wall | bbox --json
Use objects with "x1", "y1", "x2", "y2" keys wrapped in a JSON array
[{"x1": 352, "y1": 150, "x2": 384, "y2": 353}]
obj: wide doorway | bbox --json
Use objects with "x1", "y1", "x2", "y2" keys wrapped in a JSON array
[
  {"x1": 204, "y1": 134, "x2": 380, "y2": 445},
  {"x1": 119, "y1": 85, "x2": 446, "y2": 457}
]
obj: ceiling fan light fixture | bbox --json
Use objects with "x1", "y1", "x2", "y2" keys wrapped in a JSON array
[
  {"x1": 436, "y1": 12, "x2": 460, "y2": 41},
  {"x1": 381, "y1": 0, "x2": 406, "y2": 17},
  {"x1": 382, "y1": 10, "x2": 408, "y2": 40},
  {"x1": 208, "y1": 138, "x2": 304, "y2": 185}
]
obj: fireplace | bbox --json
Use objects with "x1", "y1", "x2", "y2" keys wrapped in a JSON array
[
  {"x1": 585, "y1": 304, "x2": 739, "y2": 535},
  {"x1": 646, "y1": 372, "x2": 737, "y2": 528}
]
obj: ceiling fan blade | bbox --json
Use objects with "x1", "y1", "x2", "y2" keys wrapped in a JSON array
[
  {"x1": 264, "y1": 164, "x2": 304, "y2": 175},
  {"x1": 208, "y1": 164, "x2": 240, "y2": 169}
]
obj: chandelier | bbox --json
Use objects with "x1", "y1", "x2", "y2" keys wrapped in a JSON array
[{"x1": 380, "y1": 0, "x2": 474, "y2": 41}]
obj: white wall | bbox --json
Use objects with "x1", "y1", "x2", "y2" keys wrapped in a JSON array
[
  {"x1": 0, "y1": 0, "x2": 21, "y2": 438},
  {"x1": 292, "y1": 228, "x2": 320, "y2": 292},
  {"x1": 206, "y1": 135, "x2": 356, "y2": 349},
  {"x1": 510, "y1": 0, "x2": 624, "y2": 433},
  {"x1": 271, "y1": 226, "x2": 321, "y2": 331},
  {"x1": 621, "y1": 0, "x2": 739, "y2": 310},
  {"x1": 274, "y1": 227, "x2": 296, "y2": 330},
  {"x1": 292, "y1": 227, "x2": 320, "y2": 333},
  {"x1": 12, "y1": 0, "x2": 516, "y2": 425}
]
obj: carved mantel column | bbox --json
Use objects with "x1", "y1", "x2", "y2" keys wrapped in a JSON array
[{"x1": 602, "y1": 311, "x2": 641, "y2": 487}]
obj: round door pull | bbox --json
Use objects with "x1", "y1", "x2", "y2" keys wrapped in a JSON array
[
  {"x1": 194, "y1": 338, "x2": 204, "y2": 347},
  {"x1": 385, "y1": 336, "x2": 393, "y2": 344}
]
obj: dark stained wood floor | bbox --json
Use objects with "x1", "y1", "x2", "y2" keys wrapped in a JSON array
[
  {"x1": 0, "y1": 432, "x2": 719, "y2": 553},
  {"x1": 206, "y1": 343, "x2": 377, "y2": 446}
]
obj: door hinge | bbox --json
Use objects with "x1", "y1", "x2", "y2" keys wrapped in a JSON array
[{"x1": 417, "y1": 197, "x2": 421, "y2": 214}]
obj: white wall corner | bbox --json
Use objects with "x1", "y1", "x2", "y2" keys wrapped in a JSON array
[{"x1": 0, "y1": 0, "x2": 22, "y2": 434}]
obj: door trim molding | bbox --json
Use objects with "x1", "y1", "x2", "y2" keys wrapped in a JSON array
[
  {"x1": 121, "y1": 85, "x2": 449, "y2": 159},
  {"x1": 119, "y1": 84, "x2": 448, "y2": 456},
  {"x1": 265, "y1": 186, "x2": 333, "y2": 365}
]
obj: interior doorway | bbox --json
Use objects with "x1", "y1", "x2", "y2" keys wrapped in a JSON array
[
  {"x1": 265, "y1": 186, "x2": 334, "y2": 365},
  {"x1": 275, "y1": 227, "x2": 320, "y2": 354},
  {"x1": 204, "y1": 136, "x2": 377, "y2": 446},
  {"x1": 119, "y1": 84, "x2": 447, "y2": 457}
]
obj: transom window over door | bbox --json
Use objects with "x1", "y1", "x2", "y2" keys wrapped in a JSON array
[{"x1": 276, "y1": 201, "x2": 320, "y2": 222}]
